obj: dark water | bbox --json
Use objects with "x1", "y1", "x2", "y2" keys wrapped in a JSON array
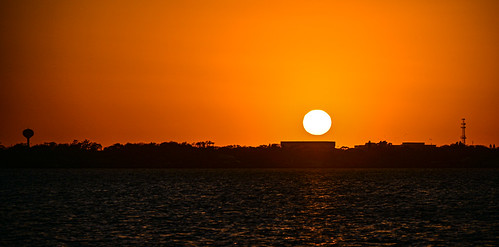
[{"x1": 0, "y1": 169, "x2": 497, "y2": 246}]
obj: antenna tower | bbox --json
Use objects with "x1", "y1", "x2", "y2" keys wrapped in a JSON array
[{"x1": 461, "y1": 118, "x2": 466, "y2": 145}]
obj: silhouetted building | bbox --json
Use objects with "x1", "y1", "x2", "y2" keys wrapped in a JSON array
[
  {"x1": 402, "y1": 142, "x2": 425, "y2": 147},
  {"x1": 400, "y1": 142, "x2": 436, "y2": 149},
  {"x1": 281, "y1": 141, "x2": 335, "y2": 150}
]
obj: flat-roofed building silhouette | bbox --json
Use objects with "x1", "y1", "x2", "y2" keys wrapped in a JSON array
[
  {"x1": 400, "y1": 142, "x2": 436, "y2": 149},
  {"x1": 281, "y1": 141, "x2": 335, "y2": 150}
]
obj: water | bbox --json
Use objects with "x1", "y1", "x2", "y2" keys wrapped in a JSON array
[{"x1": 0, "y1": 169, "x2": 497, "y2": 246}]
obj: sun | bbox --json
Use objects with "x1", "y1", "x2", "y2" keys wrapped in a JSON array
[{"x1": 303, "y1": 110, "x2": 332, "y2": 135}]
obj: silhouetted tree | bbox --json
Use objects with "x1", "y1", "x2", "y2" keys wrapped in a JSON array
[
  {"x1": 71, "y1": 139, "x2": 102, "y2": 151},
  {"x1": 206, "y1": 141, "x2": 214, "y2": 147}
]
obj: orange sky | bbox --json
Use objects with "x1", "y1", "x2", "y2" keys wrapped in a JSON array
[{"x1": 1, "y1": 0, "x2": 498, "y2": 147}]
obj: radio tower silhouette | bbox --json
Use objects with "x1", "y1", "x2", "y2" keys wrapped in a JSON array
[{"x1": 461, "y1": 118, "x2": 466, "y2": 145}]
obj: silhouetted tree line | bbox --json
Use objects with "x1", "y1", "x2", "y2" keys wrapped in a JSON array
[{"x1": 0, "y1": 140, "x2": 497, "y2": 168}]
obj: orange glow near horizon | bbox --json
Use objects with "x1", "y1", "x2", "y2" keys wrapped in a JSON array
[{"x1": 1, "y1": 0, "x2": 498, "y2": 147}]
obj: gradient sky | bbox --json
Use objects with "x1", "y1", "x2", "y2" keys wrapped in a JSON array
[{"x1": 1, "y1": 0, "x2": 498, "y2": 147}]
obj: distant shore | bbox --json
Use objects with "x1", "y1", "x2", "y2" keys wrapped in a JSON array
[{"x1": 1, "y1": 140, "x2": 498, "y2": 168}]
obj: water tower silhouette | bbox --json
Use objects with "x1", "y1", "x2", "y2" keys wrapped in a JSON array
[{"x1": 23, "y1": 129, "x2": 34, "y2": 147}]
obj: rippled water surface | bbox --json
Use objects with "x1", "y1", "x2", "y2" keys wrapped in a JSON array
[{"x1": 1, "y1": 169, "x2": 497, "y2": 246}]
